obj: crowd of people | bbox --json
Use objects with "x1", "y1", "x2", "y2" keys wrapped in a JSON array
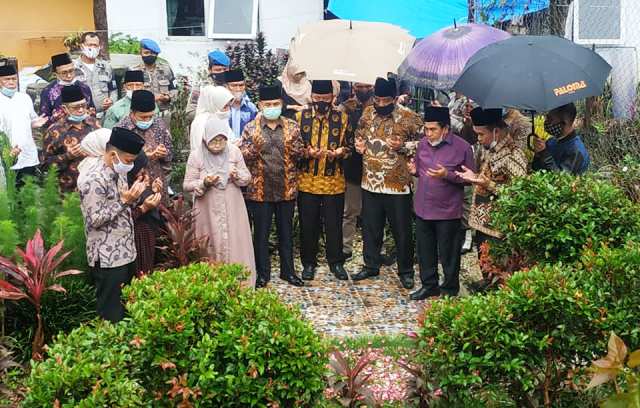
[{"x1": 0, "y1": 32, "x2": 592, "y2": 322}]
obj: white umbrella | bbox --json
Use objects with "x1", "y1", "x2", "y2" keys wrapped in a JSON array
[{"x1": 290, "y1": 20, "x2": 415, "y2": 85}]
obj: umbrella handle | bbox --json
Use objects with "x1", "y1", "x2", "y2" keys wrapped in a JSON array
[{"x1": 527, "y1": 111, "x2": 537, "y2": 151}]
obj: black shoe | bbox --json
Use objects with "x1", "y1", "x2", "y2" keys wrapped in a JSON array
[
  {"x1": 255, "y1": 279, "x2": 268, "y2": 289},
  {"x1": 409, "y1": 287, "x2": 440, "y2": 301},
  {"x1": 330, "y1": 264, "x2": 349, "y2": 280},
  {"x1": 280, "y1": 274, "x2": 305, "y2": 287},
  {"x1": 342, "y1": 251, "x2": 353, "y2": 260},
  {"x1": 302, "y1": 265, "x2": 316, "y2": 281},
  {"x1": 400, "y1": 275, "x2": 415, "y2": 290},
  {"x1": 351, "y1": 268, "x2": 379, "y2": 281},
  {"x1": 380, "y1": 253, "x2": 396, "y2": 267}
]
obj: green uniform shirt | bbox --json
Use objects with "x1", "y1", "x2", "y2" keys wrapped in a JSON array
[{"x1": 102, "y1": 97, "x2": 160, "y2": 129}]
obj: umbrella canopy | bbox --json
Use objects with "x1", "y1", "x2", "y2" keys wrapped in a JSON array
[
  {"x1": 290, "y1": 20, "x2": 415, "y2": 85},
  {"x1": 398, "y1": 23, "x2": 511, "y2": 90},
  {"x1": 327, "y1": 0, "x2": 469, "y2": 39},
  {"x1": 453, "y1": 35, "x2": 612, "y2": 112}
]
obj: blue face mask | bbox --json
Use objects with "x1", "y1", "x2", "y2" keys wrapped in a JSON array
[
  {"x1": 263, "y1": 106, "x2": 282, "y2": 121},
  {"x1": 136, "y1": 119, "x2": 153, "y2": 130},
  {"x1": 68, "y1": 113, "x2": 88, "y2": 123},
  {"x1": 1, "y1": 87, "x2": 16, "y2": 98}
]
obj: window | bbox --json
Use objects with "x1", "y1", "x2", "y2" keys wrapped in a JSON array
[
  {"x1": 207, "y1": 0, "x2": 259, "y2": 39},
  {"x1": 574, "y1": 0, "x2": 623, "y2": 45},
  {"x1": 166, "y1": 0, "x2": 206, "y2": 36}
]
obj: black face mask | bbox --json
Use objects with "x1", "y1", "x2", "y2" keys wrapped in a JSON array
[
  {"x1": 374, "y1": 103, "x2": 394, "y2": 116},
  {"x1": 356, "y1": 89, "x2": 373, "y2": 103},
  {"x1": 314, "y1": 101, "x2": 331, "y2": 114},
  {"x1": 210, "y1": 73, "x2": 225, "y2": 86},
  {"x1": 142, "y1": 55, "x2": 158, "y2": 65}
]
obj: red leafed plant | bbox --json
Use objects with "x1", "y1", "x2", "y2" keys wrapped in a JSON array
[
  {"x1": 0, "y1": 230, "x2": 82, "y2": 360},
  {"x1": 157, "y1": 195, "x2": 208, "y2": 269},
  {"x1": 478, "y1": 241, "x2": 530, "y2": 289},
  {"x1": 327, "y1": 348, "x2": 377, "y2": 407}
]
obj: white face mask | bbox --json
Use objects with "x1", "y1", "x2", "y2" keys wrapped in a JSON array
[
  {"x1": 126, "y1": 90, "x2": 133, "y2": 99},
  {"x1": 428, "y1": 137, "x2": 443, "y2": 147},
  {"x1": 82, "y1": 46, "x2": 100, "y2": 60},
  {"x1": 58, "y1": 78, "x2": 76, "y2": 86},
  {"x1": 113, "y1": 152, "x2": 134, "y2": 175},
  {"x1": 216, "y1": 110, "x2": 231, "y2": 120},
  {"x1": 232, "y1": 91, "x2": 244, "y2": 102}
]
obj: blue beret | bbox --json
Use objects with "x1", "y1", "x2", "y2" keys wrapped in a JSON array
[
  {"x1": 208, "y1": 50, "x2": 230, "y2": 67},
  {"x1": 140, "y1": 38, "x2": 161, "y2": 54}
]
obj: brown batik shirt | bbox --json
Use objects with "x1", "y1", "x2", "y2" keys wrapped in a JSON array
[
  {"x1": 42, "y1": 116, "x2": 100, "y2": 193},
  {"x1": 356, "y1": 105, "x2": 423, "y2": 195},
  {"x1": 469, "y1": 136, "x2": 528, "y2": 238},
  {"x1": 240, "y1": 114, "x2": 304, "y2": 202}
]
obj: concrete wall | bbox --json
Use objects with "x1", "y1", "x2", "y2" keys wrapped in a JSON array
[
  {"x1": 0, "y1": 0, "x2": 95, "y2": 67},
  {"x1": 106, "y1": 0, "x2": 324, "y2": 77},
  {"x1": 565, "y1": 0, "x2": 640, "y2": 119}
]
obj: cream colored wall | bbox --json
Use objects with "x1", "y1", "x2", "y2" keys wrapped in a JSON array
[{"x1": 0, "y1": 0, "x2": 95, "y2": 67}]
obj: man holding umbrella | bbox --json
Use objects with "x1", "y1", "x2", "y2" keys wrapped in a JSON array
[{"x1": 532, "y1": 103, "x2": 590, "y2": 175}]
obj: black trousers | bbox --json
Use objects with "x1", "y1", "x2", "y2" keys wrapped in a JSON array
[
  {"x1": 91, "y1": 261, "x2": 135, "y2": 323},
  {"x1": 416, "y1": 217, "x2": 463, "y2": 296},
  {"x1": 298, "y1": 192, "x2": 345, "y2": 267},
  {"x1": 361, "y1": 190, "x2": 414, "y2": 277},
  {"x1": 246, "y1": 200, "x2": 296, "y2": 283},
  {"x1": 15, "y1": 166, "x2": 39, "y2": 188}
]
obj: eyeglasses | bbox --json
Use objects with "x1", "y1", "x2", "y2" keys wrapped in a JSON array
[
  {"x1": 57, "y1": 68, "x2": 75, "y2": 77},
  {"x1": 65, "y1": 103, "x2": 87, "y2": 112}
]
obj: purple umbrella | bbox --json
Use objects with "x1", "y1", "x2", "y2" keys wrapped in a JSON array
[{"x1": 398, "y1": 23, "x2": 511, "y2": 90}]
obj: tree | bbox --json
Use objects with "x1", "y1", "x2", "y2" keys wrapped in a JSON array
[{"x1": 93, "y1": 0, "x2": 110, "y2": 59}]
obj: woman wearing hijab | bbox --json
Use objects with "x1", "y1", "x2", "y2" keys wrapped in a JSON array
[
  {"x1": 128, "y1": 153, "x2": 163, "y2": 276},
  {"x1": 279, "y1": 61, "x2": 312, "y2": 119},
  {"x1": 183, "y1": 117, "x2": 256, "y2": 287},
  {"x1": 189, "y1": 85, "x2": 234, "y2": 151}
]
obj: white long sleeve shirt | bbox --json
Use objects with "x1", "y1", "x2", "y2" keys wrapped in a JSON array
[{"x1": 0, "y1": 92, "x2": 40, "y2": 169}]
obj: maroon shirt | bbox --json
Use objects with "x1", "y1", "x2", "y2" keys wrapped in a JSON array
[{"x1": 414, "y1": 132, "x2": 475, "y2": 220}]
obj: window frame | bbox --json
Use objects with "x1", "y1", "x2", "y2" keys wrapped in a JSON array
[
  {"x1": 206, "y1": 0, "x2": 259, "y2": 40},
  {"x1": 573, "y1": 0, "x2": 625, "y2": 46},
  {"x1": 165, "y1": 0, "x2": 207, "y2": 38}
]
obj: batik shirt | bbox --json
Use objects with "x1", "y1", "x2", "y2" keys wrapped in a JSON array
[
  {"x1": 42, "y1": 116, "x2": 100, "y2": 193},
  {"x1": 296, "y1": 108, "x2": 352, "y2": 195},
  {"x1": 240, "y1": 114, "x2": 304, "y2": 202},
  {"x1": 79, "y1": 161, "x2": 136, "y2": 268},
  {"x1": 116, "y1": 116, "x2": 174, "y2": 200},
  {"x1": 356, "y1": 105, "x2": 423, "y2": 195},
  {"x1": 469, "y1": 137, "x2": 528, "y2": 238},
  {"x1": 39, "y1": 80, "x2": 95, "y2": 126}
]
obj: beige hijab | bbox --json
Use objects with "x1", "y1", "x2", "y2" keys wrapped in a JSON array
[
  {"x1": 77, "y1": 128, "x2": 112, "y2": 186},
  {"x1": 279, "y1": 60, "x2": 312, "y2": 106}
]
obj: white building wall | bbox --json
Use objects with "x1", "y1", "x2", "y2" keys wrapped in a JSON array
[
  {"x1": 565, "y1": 0, "x2": 640, "y2": 119},
  {"x1": 106, "y1": 0, "x2": 323, "y2": 77}
]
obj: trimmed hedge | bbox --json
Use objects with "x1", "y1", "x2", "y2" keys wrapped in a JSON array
[{"x1": 25, "y1": 263, "x2": 328, "y2": 407}]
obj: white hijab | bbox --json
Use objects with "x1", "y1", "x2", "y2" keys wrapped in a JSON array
[
  {"x1": 190, "y1": 85, "x2": 234, "y2": 151},
  {"x1": 77, "y1": 128, "x2": 111, "y2": 185},
  {"x1": 200, "y1": 117, "x2": 232, "y2": 189},
  {"x1": 279, "y1": 60, "x2": 312, "y2": 106}
]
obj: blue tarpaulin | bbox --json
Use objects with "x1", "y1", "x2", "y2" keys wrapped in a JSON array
[
  {"x1": 326, "y1": 0, "x2": 470, "y2": 39},
  {"x1": 479, "y1": 0, "x2": 550, "y2": 24},
  {"x1": 326, "y1": 0, "x2": 551, "y2": 39}
]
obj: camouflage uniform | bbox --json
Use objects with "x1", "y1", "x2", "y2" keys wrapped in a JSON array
[
  {"x1": 129, "y1": 60, "x2": 177, "y2": 113},
  {"x1": 73, "y1": 58, "x2": 117, "y2": 116}
]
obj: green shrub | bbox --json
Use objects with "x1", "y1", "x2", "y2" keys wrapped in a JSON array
[
  {"x1": 26, "y1": 263, "x2": 328, "y2": 407},
  {"x1": 416, "y1": 242, "x2": 640, "y2": 406},
  {"x1": 108, "y1": 32, "x2": 140, "y2": 54},
  {"x1": 491, "y1": 171, "x2": 640, "y2": 265}
]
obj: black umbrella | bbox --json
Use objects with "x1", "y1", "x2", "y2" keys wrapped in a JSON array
[{"x1": 453, "y1": 35, "x2": 612, "y2": 112}]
